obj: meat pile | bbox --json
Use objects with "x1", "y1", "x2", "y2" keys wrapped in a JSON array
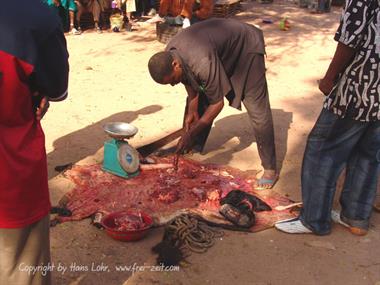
[
  {"x1": 59, "y1": 156, "x2": 296, "y2": 232},
  {"x1": 113, "y1": 213, "x2": 147, "y2": 231}
]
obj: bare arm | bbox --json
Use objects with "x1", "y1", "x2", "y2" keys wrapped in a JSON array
[
  {"x1": 319, "y1": 42, "x2": 356, "y2": 95},
  {"x1": 184, "y1": 84, "x2": 224, "y2": 138},
  {"x1": 188, "y1": 99, "x2": 224, "y2": 138},
  {"x1": 176, "y1": 98, "x2": 224, "y2": 154},
  {"x1": 183, "y1": 85, "x2": 199, "y2": 131}
]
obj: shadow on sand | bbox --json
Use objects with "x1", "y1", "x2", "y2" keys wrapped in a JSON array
[{"x1": 47, "y1": 105, "x2": 163, "y2": 178}]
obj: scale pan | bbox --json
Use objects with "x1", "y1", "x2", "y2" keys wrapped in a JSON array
[{"x1": 103, "y1": 122, "x2": 138, "y2": 140}]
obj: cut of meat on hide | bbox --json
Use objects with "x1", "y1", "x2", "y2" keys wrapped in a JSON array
[
  {"x1": 219, "y1": 190, "x2": 272, "y2": 228},
  {"x1": 220, "y1": 190, "x2": 272, "y2": 212},
  {"x1": 57, "y1": 156, "x2": 297, "y2": 232}
]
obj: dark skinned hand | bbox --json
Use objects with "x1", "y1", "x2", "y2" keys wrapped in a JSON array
[
  {"x1": 173, "y1": 131, "x2": 193, "y2": 170},
  {"x1": 173, "y1": 121, "x2": 211, "y2": 170},
  {"x1": 176, "y1": 131, "x2": 193, "y2": 155},
  {"x1": 184, "y1": 112, "x2": 199, "y2": 131},
  {"x1": 33, "y1": 92, "x2": 50, "y2": 120}
]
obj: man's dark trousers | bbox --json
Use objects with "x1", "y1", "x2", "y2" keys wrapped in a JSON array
[
  {"x1": 193, "y1": 54, "x2": 277, "y2": 171},
  {"x1": 300, "y1": 108, "x2": 380, "y2": 235}
]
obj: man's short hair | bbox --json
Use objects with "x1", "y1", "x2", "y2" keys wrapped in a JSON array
[{"x1": 148, "y1": 51, "x2": 174, "y2": 83}]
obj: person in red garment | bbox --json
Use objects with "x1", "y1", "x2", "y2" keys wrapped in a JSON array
[{"x1": 0, "y1": 0, "x2": 69, "y2": 284}]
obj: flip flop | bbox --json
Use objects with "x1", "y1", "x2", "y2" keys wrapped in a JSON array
[
  {"x1": 254, "y1": 176, "x2": 278, "y2": 190},
  {"x1": 331, "y1": 210, "x2": 368, "y2": 236}
]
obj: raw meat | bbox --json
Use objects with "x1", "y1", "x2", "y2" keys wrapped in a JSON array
[
  {"x1": 58, "y1": 155, "x2": 297, "y2": 232},
  {"x1": 114, "y1": 214, "x2": 147, "y2": 231}
]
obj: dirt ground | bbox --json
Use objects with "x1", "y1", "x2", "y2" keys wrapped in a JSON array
[{"x1": 45, "y1": 1, "x2": 380, "y2": 284}]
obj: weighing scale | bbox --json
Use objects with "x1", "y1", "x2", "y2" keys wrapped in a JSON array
[{"x1": 102, "y1": 122, "x2": 140, "y2": 178}]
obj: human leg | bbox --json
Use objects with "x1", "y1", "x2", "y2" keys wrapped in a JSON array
[
  {"x1": 242, "y1": 55, "x2": 277, "y2": 189},
  {"x1": 146, "y1": 0, "x2": 166, "y2": 23},
  {"x1": 89, "y1": 0, "x2": 102, "y2": 32},
  {"x1": 299, "y1": 109, "x2": 367, "y2": 235},
  {"x1": 339, "y1": 121, "x2": 380, "y2": 234},
  {"x1": 277, "y1": 109, "x2": 368, "y2": 235},
  {"x1": 0, "y1": 215, "x2": 51, "y2": 285},
  {"x1": 68, "y1": 10, "x2": 81, "y2": 34},
  {"x1": 125, "y1": 0, "x2": 137, "y2": 19},
  {"x1": 74, "y1": 0, "x2": 84, "y2": 33},
  {"x1": 63, "y1": 0, "x2": 80, "y2": 34}
]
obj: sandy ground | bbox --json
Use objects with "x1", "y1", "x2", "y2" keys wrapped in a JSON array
[{"x1": 44, "y1": 1, "x2": 380, "y2": 284}]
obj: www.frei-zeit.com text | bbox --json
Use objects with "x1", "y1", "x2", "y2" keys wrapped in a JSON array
[{"x1": 19, "y1": 262, "x2": 180, "y2": 276}]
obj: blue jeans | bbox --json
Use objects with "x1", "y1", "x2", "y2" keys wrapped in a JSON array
[{"x1": 300, "y1": 108, "x2": 380, "y2": 235}]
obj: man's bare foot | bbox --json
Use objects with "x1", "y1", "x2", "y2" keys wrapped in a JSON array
[{"x1": 254, "y1": 169, "x2": 278, "y2": 190}]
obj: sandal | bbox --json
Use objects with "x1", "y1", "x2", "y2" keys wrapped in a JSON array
[
  {"x1": 331, "y1": 210, "x2": 368, "y2": 236},
  {"x1": 254, "y1": 175, "x2": 278, "y2": 190}
]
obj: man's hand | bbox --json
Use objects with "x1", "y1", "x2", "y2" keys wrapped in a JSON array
[
  {"x1": 53, "y1": 0, "x2": 61, "y2": 7},
  {"x1": 33, "y1": 92, "x2": 50, "y2": 120},
  {"x1": 319, "y1": 76, "x2": 336, "y2": 96},
  {"x1": 176, "y1": 131, "x2": 193, "y2": 155},
  {"x1": 184, "y1": 112, "x2": 199, "y2": 131}
]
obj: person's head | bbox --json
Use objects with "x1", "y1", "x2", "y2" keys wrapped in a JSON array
[{"x1": 148, "y1": 51, "x2": 183, "y2": 86}]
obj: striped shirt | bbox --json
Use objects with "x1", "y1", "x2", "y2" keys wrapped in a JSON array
[{"x1": 324, "y1": 0, "x2": 380, "y2": 121}]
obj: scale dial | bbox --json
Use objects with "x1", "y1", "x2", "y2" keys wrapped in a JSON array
[{"x1": 117, "y1": 143, "x2": 140, "y2": 174}]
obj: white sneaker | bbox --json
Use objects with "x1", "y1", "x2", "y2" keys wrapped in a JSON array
[
  {"x1": 71, "y1": 27, "x2": 81, "y2": 35},
  {"x1": 275, "y1": 218, "x2": 312, "y2": 234},
  {"x1": 146, "y1": 14, "x2": 164, "y2": 24}
]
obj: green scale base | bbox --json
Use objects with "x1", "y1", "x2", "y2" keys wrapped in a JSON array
[{"x1": 102, "y1": 139, "x2": 139, "y2": 179}]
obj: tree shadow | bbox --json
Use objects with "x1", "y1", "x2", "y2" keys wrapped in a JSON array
[
  {"x1": 47, "y1": 105, "x2": 163, "y2": 179},
  {"x1": 201, "y1": 109, "x2": 293, "y2": 173}
]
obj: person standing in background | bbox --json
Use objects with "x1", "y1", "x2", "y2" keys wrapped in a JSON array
[{"x1": 44, "y1": 0, "x2": 81, "y2": 34}]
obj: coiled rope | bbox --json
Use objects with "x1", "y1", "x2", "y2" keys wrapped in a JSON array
[{"x1": 166, "y1": 214, "x2": 224, "y2": 253}]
